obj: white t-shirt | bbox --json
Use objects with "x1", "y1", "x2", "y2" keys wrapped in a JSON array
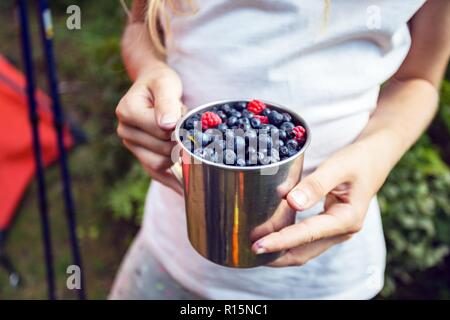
[{"x1": 142, "y1": 0, "x2": 426, "y2": 299}]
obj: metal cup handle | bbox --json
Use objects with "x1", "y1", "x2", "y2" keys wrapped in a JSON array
[{"x1": 170, "y1": 160, "x2": 184, "y2": 187}]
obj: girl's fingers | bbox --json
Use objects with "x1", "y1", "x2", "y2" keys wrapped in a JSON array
[
  {"x1": 286, "y1": 159, "x2": 350, "y2": 212},
  {"x1": 142, "y1": 164, "x2": 184, "y2": 195},
  {"x1": 117, "y1": 123, "x2": 175, "y2": 157},
  {"x1": 123, "y1": 140, "x2": 173, "y2": 171},
  {"x1": 123, "y1": 140, "x2": 183, "y2": 194},
  {"x1": 115, "y1": 82, "x2": 172, "y2": 140},
  {"x1": 267, "y1": 234, "x2": 351, "y2": 267},
  {"x1": 251, "y1": 201, "x2": 364, "y2": 254},
  {"x1": 149, "y1": 74, "x2": 184, "y2": 130},
  {"x1": 285, "y1": 143, "x2": 367, "y2": 212},
  {"x1": 249, "y1": 200, "x2": 295, "y2": 242}
]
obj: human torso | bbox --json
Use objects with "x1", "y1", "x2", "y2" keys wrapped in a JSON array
[{"x1": 142, "y1": 0, "x2": 426, "y2": 299}]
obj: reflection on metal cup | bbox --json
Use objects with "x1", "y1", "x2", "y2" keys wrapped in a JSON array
[{"x1": 172, "y1": 100, "x2": 311, "y2": 268}]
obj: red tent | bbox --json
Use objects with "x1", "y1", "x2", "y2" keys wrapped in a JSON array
[{"x1": 0, "y1": 55, "x2": 74, "y2": 232}]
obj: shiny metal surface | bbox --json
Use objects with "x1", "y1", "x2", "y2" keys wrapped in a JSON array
[{"x1": 172, "y1": 100, "x2": 311, "y2": 268}]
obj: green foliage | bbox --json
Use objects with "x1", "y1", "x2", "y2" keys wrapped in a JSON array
[
  {"x1": 379, "y1": 79, "x2": 450, "y2": 298},
  {"x1": 106, "y1": 163, "x2": 150, "y2": 224},
  {"x1": 379, "y1": 138, "x2": 450, "y2": 297}
]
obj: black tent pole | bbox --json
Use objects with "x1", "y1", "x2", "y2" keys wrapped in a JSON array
[
  {"x1": 36, "y1": 0, "x2": 85, "y2": 300},
  {"x1": 17, "y1": 0, "x2": 56, "y2": 300}
]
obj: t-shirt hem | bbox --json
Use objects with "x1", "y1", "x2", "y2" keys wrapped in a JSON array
[{"x1": 141, "y1": 231, "x2": 384, "y2": 300}]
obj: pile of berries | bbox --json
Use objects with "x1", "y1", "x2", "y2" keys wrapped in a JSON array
[{"x1": 180, "y1": 100, "x2": 307, "y2": 166}]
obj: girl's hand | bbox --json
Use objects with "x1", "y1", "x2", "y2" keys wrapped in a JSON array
[
  {"x1": 251, "y1": 141, "x2": 380, "y2": 267},
  {"x1": 252, "y1": 0, "x2": 450, "y2": 267},
  {"x1": 115, "y1": 66, "x2": 184, "y2": 194}
]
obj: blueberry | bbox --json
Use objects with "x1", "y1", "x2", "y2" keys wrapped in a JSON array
[
  {"x1": 250, "y1": 117, "x2": 262, "y2": 129},
  {"x1": 179, "y1": 130, "x2": 188, "y2": 142},
  {"x1": 267, "y1": 125, "x2": 279, "y2": 137},
  {"x1": 230, "y1": 110, "x2": 242, "y2": 118},
  {"x1": 261, "y1": 108, "x2": 271, "y2": 117},
  {"x1": 227, "y1": 116, "x2": 238, "y2": 127},
  {"x1": 279, "y1": 130, "x2": 288, "y2": 141},
  {"x1": 193, "y1": 146, "x2": 203, "y2": 157},
  {"x1": 202, "y1": 133, "x2": 212, "y2": 147},
  {"x1": 220, "y1": 103, "x2": 232, "y2": 115},
  {"x1": 192, "y1": 131, "x2": 202, "y2": 145},
  {"x1": 268, "y1": 111, "x2": 284, "y2": 126},
  {"x1": 219, "y1": 140, "x2": 227, "y2": 150},
  {"x1": 238, "y1": 117, "x2": 250, "y2": 125},
  {"x1": 286, "y1": 139, "x2": 299, "y2": 156},
  {"x1": 187, "y1": 129, "x2": 195, "y2": 137},
  {"x1": 247, "y1": 146, "x2": 257, "y2": 154},
  {"x1": 234, "y1": 101, "x2": 247, "y2": 111},
  {"x1": 270, "y1": 148, "x2": 280, "y2": 162},
  {"x1": 279, "y1": 146, "x2": 289, "y2": 157},
  {"x1": 280, "y1": 122, "x2": 295, "y2": 131},
  {"x1": 197, "y1": 135, "x2": 207, "y2": 146},
  {"x1": 202, "y1": 147, "x2": 216, "y2": 161},
  {"x1": 205, "y1": 128, "x2": 222, "y2": 141},
  {"x1": 224, "y1": 130, "x2": 235, "y2": 150},
  {"x1": 245, "y1": 129, "x2": 258, "y2": 145},
  {"x1": 288, "y1": 148, "x2": 298, "y2": 157},
  {"x1": 217, "y1": 123, "x2": 228, "y2": 133},
  {"x1": 182, "y1": 139, "x2": 194, "y2": 152},
  {"x1": 287, "y1": 129, "x2": 297, "y2": 140},
  {"x1": 247, "y1": 147, "x2": 258, "y2": 165},
  {"x1": 224, "y1": 149, "x2": 237, "y2": 165},
  {"x1": 216, "y1": 110, "x2": 228, "y2": 122},
  {"x1": 272, "y1": 137, "x2": 284, "y2": 148},
  {"x1": 257, "y1": 151, "x2": 270, "y2": 165},
  {"x1": 259, "y1": 135, "x2": 273, "y2": 150},
  {"x1": 281, "y1": 112, "x2": 292, "y2": 122},
  {"x1": 210, "y1": 139, "x2": 226, "y2": 151},
  {"x1": 236, "y1": 158, "x2": 246, "y2": 167},
  {"x1": 286, "y1": 139, "x2": 299, "y2": 150},
  {"x1": 242, "y1": 109, "x2": 254, "y2": 119},
  {"x1": 224, "y1": 129, "x2": 235, "y2": 140},
  {"x1": 184, "y1": 116, "x2": 199, "y2": 130},
  {"x1": 238, "y1": 123, "x2": 251, "y2": 131},
  {"x1": 234, "y1": 136, "x2": 246, "y2": 153}
]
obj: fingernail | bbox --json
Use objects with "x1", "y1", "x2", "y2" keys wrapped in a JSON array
[
  {"x1": 160, "y1": 114, "x2": 178, "y2": 127},
  {"x1": 290, "y1": 190, "x2": 308, "y2": 209},
  {"x1": 255, "y1": 241, "x2": 266, "y2": 254}
]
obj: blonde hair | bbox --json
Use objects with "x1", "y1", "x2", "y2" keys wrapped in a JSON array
[{"x1": 146, "y1": 0, "x2": 198, "y2": 55}]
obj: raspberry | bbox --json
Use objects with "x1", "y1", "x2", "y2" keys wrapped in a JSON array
[
  {"x1": 253, "y1": 115, "x2": 268, "y2": 124},
  {"x1": 247, "y1": 99, "x2": 266, "y2": 115},
  {"x1": 292, "y1": 126, "x2": 306, "y2": 142},
  {"x1": 201, "y1": 111, "x2": 222, "y2": 129}
]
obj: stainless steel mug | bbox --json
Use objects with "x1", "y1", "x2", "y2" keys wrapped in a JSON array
[{"x1": 171, "y1": 100, "x2": 311, "y2": 268}]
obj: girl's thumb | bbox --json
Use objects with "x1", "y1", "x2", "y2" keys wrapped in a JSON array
[{"x1": 286, "y1": 160, "x2": 348, "y2": 211}]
